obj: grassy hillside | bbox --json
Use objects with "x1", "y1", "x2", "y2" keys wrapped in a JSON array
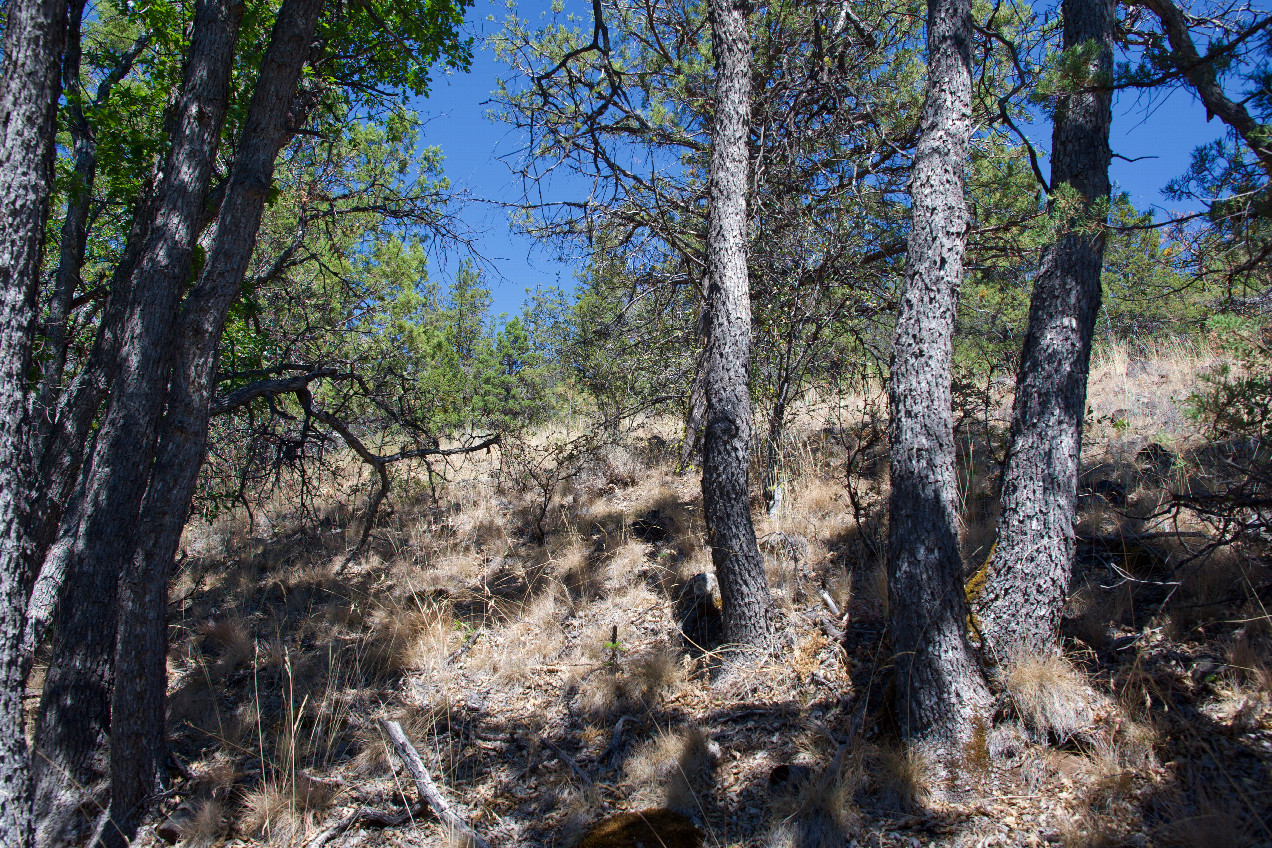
[{"x1": 94, "y1": 339, "x2": 1270, "y2": 847}]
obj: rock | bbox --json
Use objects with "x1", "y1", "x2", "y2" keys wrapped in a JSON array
[
  {"x1": 675, "y1": 573, "x2": 722, "y2": 651},
  {"x1": 577, "y1": 809, "x2": 703, "y2": 848}
]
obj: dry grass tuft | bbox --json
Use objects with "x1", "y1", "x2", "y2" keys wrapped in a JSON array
[
  {"x1": 625, "y1": 725, "x2": 718, "y2": 813},
  {"x1": 1057, "y1": 802, "x2": 1131, "y2": 848},
  {"x1": 1005, "y1": 654, "x2": 1095, "y2": 743},
  {"x1": 1154, "y1": 789, "x2": 1262, "y2": 848},
  {"x1": 198, "y1": 614, "x2": 255, "y2": 674},
  {"x1": 238, "y1": 781, "x2": 297, "y2": 844},
  {"x1": 179, "y1": 798, "x2": 228, "y2": 847},
  {"x1": 365, "y1": 598, "x2": 453, "y2": 675},
  {"x1": 767, "y1": 751, "x2": 863, "y2": 848},
  {"x1": 870, "y1": 741, "x2": 930, "y2": 813}
]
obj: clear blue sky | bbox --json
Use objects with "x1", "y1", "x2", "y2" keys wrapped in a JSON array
[{"x1": 415, "y1": 0, "x2": 1249, "y2": 318}]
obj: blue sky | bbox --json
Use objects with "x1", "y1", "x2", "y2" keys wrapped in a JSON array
[{"x1": 415, "y1": 0, "x2": 1247, "y2": 318}]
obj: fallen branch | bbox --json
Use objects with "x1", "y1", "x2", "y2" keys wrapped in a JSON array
[
  {"x1": 378, "y1": 719, "x2": 493, "y2": 848},
  {"x1": 303, "y1": 807, "x2": 412, "y2": 848},
  {"x1": 538, "y1": 735, "x2": 594, "y2": 786}
]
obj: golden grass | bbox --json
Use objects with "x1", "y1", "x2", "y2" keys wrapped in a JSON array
[
  {"x1": 767, "y1": 749, "x2": 863, "y2": 848},
  {"x1": 1004, "y1": 654, "x2": 1096, "y2": 743},
  {"x1": 870, "y1": 741, "x2": 930, "y2": 813}
]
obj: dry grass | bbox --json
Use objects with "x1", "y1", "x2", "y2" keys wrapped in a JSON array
[
  {"x1": 767, "y1": 750, "x2": 863, "y2": 848},
  {"x1": 148, "y1": 343, "x2": 1272, "y2": 846},
  {"x1": 1085, "y1": 338, "x2": 1210, "y2": 454},
  {"x1": 624, "y1": 725, "x2": 719, "y2": 813},
  {"x1": 869, "y1": 741, "x2": 930, "y2": 813},
  {"x1": 1004, "y1": 654, "x2": 1097, "y2": 743}
]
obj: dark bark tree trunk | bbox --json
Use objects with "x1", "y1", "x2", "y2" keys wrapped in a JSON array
[
  {"x1": 105, "y1": 2, "x2": 322, "y2": 840},
  {"x1": 36, "y1": 0, "x2": 89, "y2": 414},
  {"x1": 885, "y1": 0, "x2": 990, "y2": 747},
  {"x1": 975, "y1": 0, "x2": 1113, "y2": 662},
  {"x1": 32, "y1": 3, "x2": 243, "y2": 843},
  {"x1": 0, "y1": 0, "x2": 69, "y2": 843},
  {"x1": 701, "y1": 0, "x2": 773, "y2": 650}
]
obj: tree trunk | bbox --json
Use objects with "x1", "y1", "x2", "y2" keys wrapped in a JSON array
[
  {"x1": 0, "y1": 0, "x2": 69, "y2": 843},
  {"x1": 975, "y1": 0, "x2": 1113, "y2": 662},
  {"x1": 106, "y1": 2, "x2": 322, "y2": 840},
  {"x1": 33, "y1": 3, "x2": 243, "y2": 844},
  {"x1": 701, "y1": 0, "x2": 773, "y2": 650},
  {"x1": 36, "y1": 0, "x2": 89, "y2": 414},
  {"x1": 885, "y1": 0, "x2": 989, "y2": 748}
]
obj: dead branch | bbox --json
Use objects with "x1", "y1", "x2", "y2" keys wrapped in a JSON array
[{"x1": 378, "y1": 719, "x2": 493, "y2": 848}]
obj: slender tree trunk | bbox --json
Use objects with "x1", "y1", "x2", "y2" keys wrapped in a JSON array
[
  {"x1": 21, "y1": 194, "x2": 154, "y2": 664},
  {"x1": 701, "y1": 0, "x2": 773, "y2": 650},
  {"x1": 105, "y1": 2, "x2": 322, "y2": 841},
  {"x1": 0, "y1": 0, "x2": 69, "y2": 843},
  {"x1": 975, "y1": 0, "x2": 1113, "y2": 661},
  {"x1": 36, "y1": 0, "x2": 89, "y2": 414},
  {"x1": 33, "y1": 3, "x2": 243, "y2": 843},
  {"x1": 885, "y1": 0, "x2": 989, "y2": 747}
]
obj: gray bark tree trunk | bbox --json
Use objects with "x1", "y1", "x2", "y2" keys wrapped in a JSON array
[
  {"x1": 701, "y1": 0, "x2": 773, "y2": 650},
  {"x1": 32, "y1": 3, "x2": 243, "y2": 843},
  {"x1": 105, "y1": 2, "x2": 323, "y2": 840},
  {"x1": 975, "y1": 0, "x2": 1113, "y2": 662},
  {"x1": 0, "y1": 0, "x2": 69, "y2": 844},
  {"x1": 885, "y1": 0, "x2": 990, "y2": 747}
]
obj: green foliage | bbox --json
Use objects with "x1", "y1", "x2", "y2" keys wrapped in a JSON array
[{"x1": 1189, "y1": 314, "x2": 1271, "y2": 441}]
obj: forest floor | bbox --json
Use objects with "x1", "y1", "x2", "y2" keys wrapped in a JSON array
[{"x1": 126, "y1": 341, "x2": 1270, "y2": 847}]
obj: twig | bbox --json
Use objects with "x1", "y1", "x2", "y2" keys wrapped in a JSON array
[
  {"x1": 818, "y1": 588, "x2": 842, "y2": 618},
  {"x1": 539, "y1": 735, "x2": 594, "y2": 786},
  {"x1": 601, "y1": 714, "x2": 634, "y2": 765},
  {"x1": 303, "y1": 808, "x2": 412, "y2": 848},
  {"x1": 378, "y1": 719, "x2": 493, "y2": 848},
  {"x1": 446, "y1": 627, "x2": 483, "y2": 664}
]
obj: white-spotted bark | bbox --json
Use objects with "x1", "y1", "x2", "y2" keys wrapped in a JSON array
[
  {"x1": 976, "y1": 0, "x2": 1113, "y2": 661},
  {"x1": 0, "y1": 0, "x2": 69, "y2": 844},
  {"x1": 701, "y1": 0, "x2": 774, "y2": 649},
  {"x1": 886, "y1": 0, "x2": 990, "y2": 746}
]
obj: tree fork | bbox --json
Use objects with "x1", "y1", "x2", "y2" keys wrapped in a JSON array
[
  {"x1": 103, "y1": 0, "x2": 325, "y2": 842},
  {"x1": 32, "y1": 1, "x2": 243, "y2": 843}
]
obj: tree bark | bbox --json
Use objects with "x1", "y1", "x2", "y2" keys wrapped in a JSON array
[
  {"x1": 885, "y1": 0, "x2": 990, "y2": 747},
  {"x1": 32, "y1": 3, "x2": 243, "y2": 844},
  {"x1": 0, "y1": 0, "x2": 69, "y2": 843},
  {"x1": 976, "y1": 0, "x2": 1114, "y2": 662},
  {"x1": 105, "y1": 2, "x2": 322, "y2": 841},
  {"x1": 701, "y1": 0, "x2": 773, "y2": 650}
]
